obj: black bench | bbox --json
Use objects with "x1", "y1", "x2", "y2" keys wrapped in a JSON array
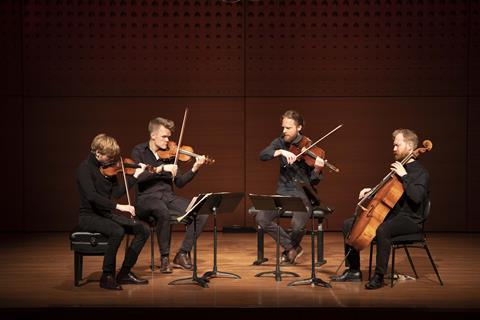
[
  {"x1": 248, "y1": 206, "x2": 333, "y2": 266},
  {"x1": 70, "y1": 231, "x2": 109, "y2": 287}
]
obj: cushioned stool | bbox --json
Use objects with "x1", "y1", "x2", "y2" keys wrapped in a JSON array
[
  {"x1": 249, "y1": 206, "x2": 333, "y2": 266},
  {"x1": 70, "y1": 230, "x2": 108, "y2": 286}
]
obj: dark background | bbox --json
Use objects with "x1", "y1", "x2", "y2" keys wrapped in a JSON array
[{"x1": 1, "y1": 0, "x2": 478, "y2": 232}]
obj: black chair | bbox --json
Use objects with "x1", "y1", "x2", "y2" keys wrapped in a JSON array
[
  {"x1": 70, "y1": 230, "x2": 109, "y2": 287},
  {"x1": 249, "y1": 206, "x2": 333, "y2": 266},
  {"x1": 368, "y1": 200, "x2": 443, "y2": 287}
]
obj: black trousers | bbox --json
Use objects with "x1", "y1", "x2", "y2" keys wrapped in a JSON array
[
  {"x1": 255, "y1": 197, "x2": 311, "y2": 251},
  {"x1": 137, "y1": 194, "x2": 208, "y2": 256},
  {"x1": 78, "y1": 214, "x2": 150, "y2": 274},
  {"x1": 343, "y1": 212, "x2": 421, "y2": 275}
]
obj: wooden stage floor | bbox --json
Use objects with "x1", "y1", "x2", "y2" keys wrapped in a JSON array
[{"x1": 0, "y1": 232, "x2": 479, "y2": 318}]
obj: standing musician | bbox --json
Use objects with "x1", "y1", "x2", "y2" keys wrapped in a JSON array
[
  {"x1": 132, "y1": 117, "x2": 208, "y2": 273},
  {"x1": 76, "y1": 134, "x2": 150, "y2": 290},
  {"x1": 256, "y1": 110, "x2": 325, "y2": 264},
  {"x1": 331, "y1": 129, "x2": 430, "y2": 289}
]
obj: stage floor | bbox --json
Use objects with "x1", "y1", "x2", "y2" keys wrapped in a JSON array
[{"x1": 0, "y1": 232, "x2": 479, "y2": 314}]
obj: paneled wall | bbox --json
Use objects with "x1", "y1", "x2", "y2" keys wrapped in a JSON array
[{"x1": 1, "y1": 0, "x2": 479, "y2": 231}]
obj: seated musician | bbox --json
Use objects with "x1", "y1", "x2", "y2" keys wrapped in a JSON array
[
  {"x1": 331, "y1": 129, "x2": 430, "y2": 289},
  {"x1": 76, "y1": 134, "x2": 150, "y2": 290},
  {"x1": 256, "y1": 110, "x2": 324, "y2": 264},
  {"x1": 132, "y1": 117, "x2": 208, "y2": 273}
]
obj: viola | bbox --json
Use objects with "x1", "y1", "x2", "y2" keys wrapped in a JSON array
[
  {"x1": 100, "y1": 157, "x2": 154, "y2": 177},
  {"x1": 346, "y1": 140, "x2": 433, "y2": 251},
  {"x1": 156, "y1": 141, "x2": 215, "y2": 165},
  {"x1": 289, "y1": 136, "x2": 340, "y2": 173}
]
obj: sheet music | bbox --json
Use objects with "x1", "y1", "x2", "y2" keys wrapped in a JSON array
[{"x1": 177, "y1": 193, "x2": 212, "y2": 223}]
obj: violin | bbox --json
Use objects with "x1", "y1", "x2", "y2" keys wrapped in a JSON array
[
  {"x1": 156, "y1": 141, "x2": 215, "y2": 165},
  {"x1": 100, "y1": 157, "x2": 154, "y2": 177},
  {"x1": 289, "y1": 136, "x2": 340, "y2": 173}
]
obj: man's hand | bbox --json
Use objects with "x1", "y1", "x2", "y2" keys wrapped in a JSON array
[
  {"x1": 192, "y1": 155, "x2": 206, "y2": 172},
  {"x1": 275, "y1": 149, "x2": 297, "y2": 164},
  {"x1": 133, "y1": 163, "x2": 147, "y2": 178},
  {"x1": 163, "y1": 164, "x2": 178, "y2": 177},
  {"x1": 358, "y1": 187, "x2": 372, "y2": 200},
  {"x1": 391, "y1": 161, "x2": 407, "y2": 177},
  {"x1": 314, "y1": 156, "x2": 324, "y2": 172},
  {"x1": 116, "y1": 204, "x2": 136, "y2": 217}
]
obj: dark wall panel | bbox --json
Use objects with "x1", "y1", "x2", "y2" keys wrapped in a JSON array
[
  {"x1": 0, "y1": 98, "x2": 23, "y2": 231},
  {"x1": 23, "y1": 98, "x2": 244, "y2": 231},
  {"x1": 246, "y1": 98, "x2": 467, "y2": 231},
  {"x1": 246, "y1": 1, "x2": 469, "y2": 96},
  {"x1": 0, "y1": 1, "x2": 23, "y2": 95},
  {"x1": 22, "y1": 0, "x2": 244, "y2": 96},
  {"x1": 468, "y1": 98, "x2": 480, "y2": 231}
]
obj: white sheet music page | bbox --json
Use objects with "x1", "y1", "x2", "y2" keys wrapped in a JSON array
[{"x1": 177, "y1": 193, "x2": 212, "y2": 223}]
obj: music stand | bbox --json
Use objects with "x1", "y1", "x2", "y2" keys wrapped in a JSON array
[
  {"x1": 249, "y1": 194, "x2": 303, "y2": 282},
  {"x1": 287, "y1": 182, "x2": 331, "y2": 288},
  {"x1": 199, "y1": 192, "x2": 244, "y2": 281},
  {"x1": 168, "y1": 193, "x2": 211, "y2": 288}
]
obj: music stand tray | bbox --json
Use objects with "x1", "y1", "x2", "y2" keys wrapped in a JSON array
[
  {"x1": 199, "y1": 192, "x2": 244, "y2": 281},
  {"x1": 249, "y1": 194, "x2": 305, "y2": 282},
  {"x1": 168, "y1": 193, "x2": 212, "y2": 288}
]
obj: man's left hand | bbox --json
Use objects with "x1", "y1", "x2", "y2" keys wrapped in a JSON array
[
  {"x1": 391, "y1": 161, "x2": 407, "y2": 177},
  {"x1": 192, "y1": 155, "x2": 206, "y2": 172}
]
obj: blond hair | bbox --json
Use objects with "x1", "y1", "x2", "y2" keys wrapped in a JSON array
[
  {"x1": 392, "y1": 129, "x2": 418, "y2": 149},
  {"x1": 90, "y1": 133, "x2": 120, "y2": 158},
  {"x1": 282, "y1": 110, "x2": 305, "y2": 127},
  {"x1": 148, "y1": 117, "x2": 175, "y2": 134}
]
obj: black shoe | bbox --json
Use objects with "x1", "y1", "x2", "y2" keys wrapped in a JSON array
[
  {"x1": 116, "y1": 271, "x2": 149, "y2": 285},
  {"x1": 280, "y1": 250, "x2": 289, "y2": 264},
  {"x1": 295, "y1": 245, "x2": 304, "y2": 260},
  {"x1": 330, "y1": 269, "x2": 363, "y2": 282},
  {"x1": 365, "y1": 273, "x2": 384, "y2": 290},
  {"x1": 100, "y1": 273, "x2": 123, "y2": 290},
  {"x1": 160, "y1": 256, "x2": 173, "y2": 274},
  {"x1": 173, "y1": 251, "x2": 193, "y2": 270}
]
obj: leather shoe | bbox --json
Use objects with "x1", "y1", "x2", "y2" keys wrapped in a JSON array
[
  {"x1": 173, "y1": 251, "x2": 193, "y2": 270},
  {"x1": 330, "y1": 269, "x2": 362, "y2": 282},
  {"x1": 160, "y1": 256, "x2": 173, "y2": 274},
  {"x1": 287, "y1": 247, "x2": 299, "y2": 264},
  {"x1": 365, "y1": 273, "x2": 384, "y2": 290},
  {"x1": 100, "y1": 273, "x2": 122, "y2": 290},
  {"x1": 116, "y1": 271, "x2": 149, "y2": 285},
  {"x1": 295, "y1": 245, "x2": 304, "y2": 260}
]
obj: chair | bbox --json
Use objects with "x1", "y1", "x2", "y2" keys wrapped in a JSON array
[
  {"x1": 249, "y1": 206, "x2": 333, "y2": 266},
  {"x1": 70, "y1": 230, "x2": 109, "y2": 287},
  {"x1": 368, "y1": 200, "x2": 443, "y2": 287}
]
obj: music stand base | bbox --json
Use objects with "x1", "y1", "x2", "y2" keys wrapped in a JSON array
[
  {"x1": 253, "y1": 258, "x2": 268, "y2": 265},
  {"x1": 168, "y1": 276, "x2": 209, "y2": 288},
  {"x1": 288, "y1": 277, "x2": 332, "y2": 288},
  {"x1": 202, "y1": 270, "x2": 241, "y2": 280},
  {"x1": 255, "y1": 270, "x2": 300, "y2": 282},
  {"x1": 315, "y1": 259, "x2": 327, "y2": 267}
]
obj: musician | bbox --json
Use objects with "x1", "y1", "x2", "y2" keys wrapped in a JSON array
[
  {"x1": 331, "y1": 129, "x2": 429, "y2": 289},
  {"x1": 256, "y1": 110, "x2": 324, "y2": 264},
  {"x1": 76, "y1": 134, "x2": 150, "y2": 290},
  {"x1": 132, "y1": 117, "x2": 208, "y2": 273}
]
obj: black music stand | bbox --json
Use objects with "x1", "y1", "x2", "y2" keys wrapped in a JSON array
[
  {"x1": 287, "y1": 182, "x2": 331, "y2": 288},
  {"x1": 168, "y1": 193, "x2": 211, "y2": 288},
  {"x1": 201, "y1": 192, "x2": 244, "y2": 281},
  {"x1": 249, "y1": 194, "x2": 303, "y2": 282}
]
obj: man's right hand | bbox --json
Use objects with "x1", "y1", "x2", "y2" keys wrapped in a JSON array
[
  {"x1": 358, "y1": 188, "x2": 372, "y2": 200},
  {"x1": 116, "y1": 204, "x2": 136, "y2": 216},
  {"x1": 276, "y1": 149, "x2": 297, "y2": 164},
  {"x1": 162, "y1": 164, "x2": 178, "y2": 177}
]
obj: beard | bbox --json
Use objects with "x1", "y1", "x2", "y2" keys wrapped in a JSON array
[
  {"x1": 394, "y1": 151, "x2": 409, "y2": 161},
  {"x1": 283, "y1": 134, "x2": 295, "y2": 143}
]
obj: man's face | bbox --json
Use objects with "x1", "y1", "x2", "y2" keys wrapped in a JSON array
[
  {"x1": 393, "y1": 133, "x2": 413, "y2": 161},
  {"x1": 151, "y1": 125, "x2": 171, "y2": 150},
  {"x1": 282, "y1": 117, "x2": 302, "y2": 143}
]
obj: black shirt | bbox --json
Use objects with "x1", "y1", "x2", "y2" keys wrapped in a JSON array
[
  {"x1": 131, "y1": 142, "x2": 196, "y2": 200},
  {"x1": 259, "y1": 134, "x2": 323, "y2": 198},
  {"x1": 391, "y1": 160, "x2": 430, "y2": 222},
  {"x1": 76, "y1": 153, "x2": 136, "y2": 217}
]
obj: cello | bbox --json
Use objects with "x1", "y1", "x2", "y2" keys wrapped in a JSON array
[{"x1": 346, "y1": 140, "x2": 433, "y2": 251}]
